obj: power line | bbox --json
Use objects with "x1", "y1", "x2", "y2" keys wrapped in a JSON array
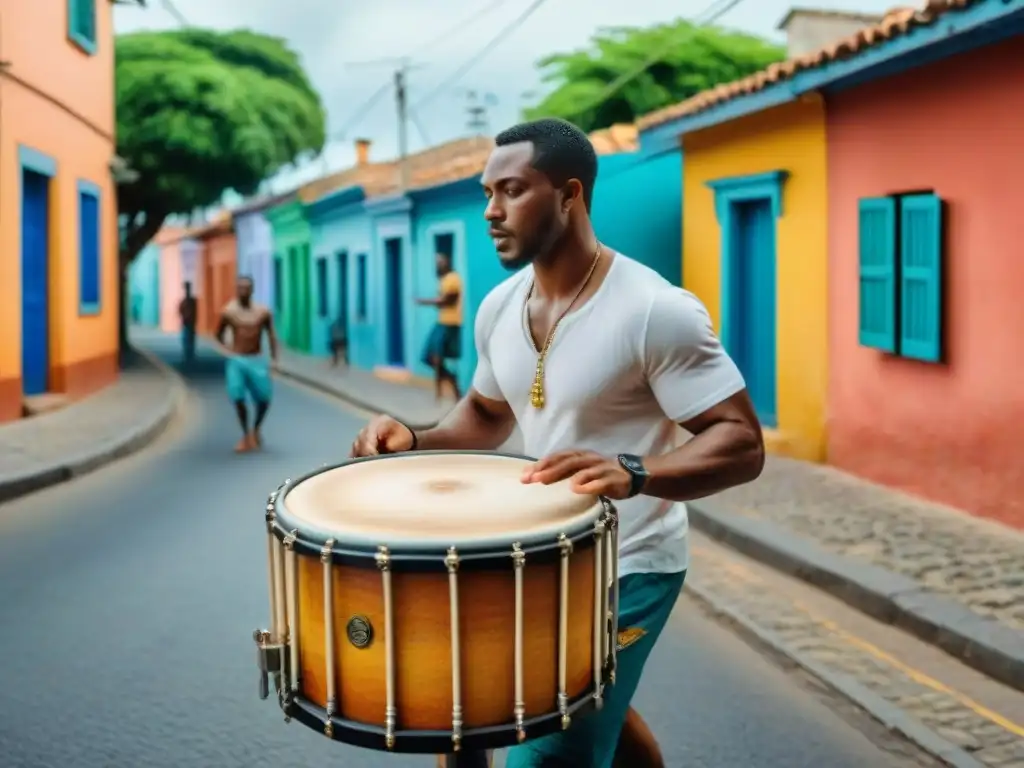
[
  {"x1": 158, "y1": 0, "x2": 189, "y2": 27},
  {"x1": 413, "y1": 0, "x2": 552, "y2": 112},
  {"x1": 328, "y1": 0, "x2": 509, "y2": 142},
  {"x1": 560, "y1": 0, "x2": 747, "y2": 120}
]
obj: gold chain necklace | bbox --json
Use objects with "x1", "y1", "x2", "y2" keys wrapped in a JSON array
[{"x1": 526, "y1": 244, "x2": 602, "y2": 409}]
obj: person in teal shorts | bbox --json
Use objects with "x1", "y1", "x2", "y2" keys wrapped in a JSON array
[
  {"x1": 215, "y1": 275, "x2": 278, "y2": 453},
  {"x1": 350, "y1": 118, "x2": 765, "y2": 767}
]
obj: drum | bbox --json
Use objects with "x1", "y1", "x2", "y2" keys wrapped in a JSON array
[{"x1": 252, "y1": 450, "x2": 619, "y2": 756}]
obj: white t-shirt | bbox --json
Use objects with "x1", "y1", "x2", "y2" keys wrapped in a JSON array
[{"x1": 472, "y1": 253, "x2": 746, "y2": 577}]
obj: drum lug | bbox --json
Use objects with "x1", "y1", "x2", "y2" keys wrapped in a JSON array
[{"x1": 253, "y1": 629, "x2": 285, "y2": 701}]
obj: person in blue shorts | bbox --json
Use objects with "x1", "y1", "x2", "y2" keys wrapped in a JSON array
[
  {"x1": 215, "y1": 275, "x2": 278, "y2": 453},
  {"x1": 351, "y1": 119, "x2": 766, "y2": 767}
]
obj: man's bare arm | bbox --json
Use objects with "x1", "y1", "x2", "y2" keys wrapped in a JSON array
[
  {"x1": 642, "y1": 390, "x2": 765, "y2": 502},
  {"x1": 264, "y1": 313, "x2": 279, "y2": 361},
  {"x1": 415, "y1": 389, "x2": 515, "y2": 451},
  {"x1": 214, "y1": 313, "x2": 229, "y2": 346}
]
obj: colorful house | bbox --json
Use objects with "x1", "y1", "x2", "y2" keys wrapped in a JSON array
[
  {"x1": 0, "y1": 0, "x2": 122, "y2": 421},
  {"x1": 128, "y1": 242, "x2": 161, "y2": 327},
  {"x1": 299, "y1": 138, "x2": 401, "y2": 362},
  {"x1": 818, "y1": 1, "x2": 1024, "y2": 527},
  {"x1": 234, "y1": 193, "x2": 289, "y2": 311},
  {"x1": 638, "y1": 0, "x2": 1024, "y2": 526},
  {"x1": 265, "y1": 197, "x2": 314, "y2": 352},
  {"x1": 193, "y1": 214, "x2": 238, "y2": 334},
  {"x1": 638, "y1": 14, "x2": 837, "y2": 461},
  {"x1": 156, "y1": 226, "x2": 188, "y2": 333}
]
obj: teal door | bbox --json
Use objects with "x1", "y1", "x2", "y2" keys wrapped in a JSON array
[
  {"x1": 729, "y1": 199, "x2": 777, "y2": 427},
  {"x1": 21, "y1": 169, "x2": 50, "y2": 396}
]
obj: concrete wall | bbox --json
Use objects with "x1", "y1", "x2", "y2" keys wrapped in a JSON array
[
  {"x1": 128, "y1": 243, "x2": 161, "y2": 327},
  {"x1": 683, "y1": 97, "x2": 829, "y2": 461},
  {"x1": 0, "y1": 0, "x2": 119, "y2": 420},
  {"x1": 826, "y1": 38, "x2": 1024, "y2": 528},
  {"x1": 235, "y1": 210, "x2": 275, "y2": 309}
]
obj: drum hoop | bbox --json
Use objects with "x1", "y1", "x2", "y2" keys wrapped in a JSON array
[{"x1": 273, "y1": 450, "x2": 607, "y2": 558}]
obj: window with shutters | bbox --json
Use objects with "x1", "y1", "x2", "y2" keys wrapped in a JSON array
[
  {"x1": 68, "y1": 0, "x2": 97, "y2": 55},
  {"x1": 856, "y1": 191, "x2": 944, "y2": 362}
]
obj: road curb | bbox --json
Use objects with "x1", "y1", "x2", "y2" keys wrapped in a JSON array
[
  {"x1": 685, "y1": 581, "x2": 989, "y2": 768},
  {"x1": 273, "y1": 365, "x2": 440, "y2": 431},
  {"x1": 0, "y1": 348, "x2": 185, "y2": 505},
  {"x1": 688, "y1": 499, "x2": 1024, "y2": 693}
]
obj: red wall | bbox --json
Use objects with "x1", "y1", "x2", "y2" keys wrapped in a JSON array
[{"x1": 827, "y1": 38, "x2": 1024, "y2": 529}]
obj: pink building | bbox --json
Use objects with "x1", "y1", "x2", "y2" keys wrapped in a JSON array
[{"x1": 827, "y1": 33, "x2": 1024, "y2": 529}]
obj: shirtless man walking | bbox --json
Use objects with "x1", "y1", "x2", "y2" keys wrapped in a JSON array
[{"x1": 216, "y1": 275, "x2": 278, "y2": 453}]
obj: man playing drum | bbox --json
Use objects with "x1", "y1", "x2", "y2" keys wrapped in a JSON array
[
  {"x1": 351, "y1": 118, "x2": 765, "y2": 768},
  {"x1": 216, "y1": 275, "x2": 279, "y2": 453}
]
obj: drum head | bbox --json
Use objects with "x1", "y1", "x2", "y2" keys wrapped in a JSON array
[{"x1": 279, "y1": 452, "x2": 601, "y2": 552}]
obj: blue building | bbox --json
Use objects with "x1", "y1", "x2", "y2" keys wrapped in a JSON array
[
  {"x1": 128, "y1": 241, "x2": 160, "y2": 327},
  {"x1": 301, "y1": 128, "x2": 683, "y2": 392}
]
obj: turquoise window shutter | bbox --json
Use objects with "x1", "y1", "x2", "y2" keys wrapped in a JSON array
[
  {"x1": 857, "y1": 197, "x2": 897, "y2": 352},
  {"x1": 899, "y1": 194, "x2": 943, "y2": 362}
]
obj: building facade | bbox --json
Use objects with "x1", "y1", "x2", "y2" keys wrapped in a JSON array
[
  {"x1": 265, "y1": 199, "x2": 313, "y2": 353},
  {"x1": 640, "y1": 95, "x2": 829, "y2": 462},
  {"x1": 234, "y1": 195, "x2": 286, "y2": 311},
  {"x1": 636, "y1": 0, "x2": 1024, "y2": 528},
  {"x1": 0, "y1": 0, "x2": 121, "y2": 421},
  {"x1": 826, "y1": 25, "x2": 1024, "y2": 528},
  {"x1": 128, "y1": 242, "x2": 161, "y2": 327}
]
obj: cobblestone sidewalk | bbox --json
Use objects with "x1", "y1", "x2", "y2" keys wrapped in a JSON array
[
  {"x1": 695, "y1": 456, "x2": 1024, "y2": 689},
  {"x1": 689, "y1": 533, "x2": 1024, "y2": 768},
  {"x1": 0, "y1": 347, "x2": 181, "y2": 503}
]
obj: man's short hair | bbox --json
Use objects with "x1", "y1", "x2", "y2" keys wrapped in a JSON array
[
  {"x1": 238, "y1": 274, "x2": 254, "y2": 285},
  {"x1": 494, "y1": 118, "x2": 598, "y2": 211}
]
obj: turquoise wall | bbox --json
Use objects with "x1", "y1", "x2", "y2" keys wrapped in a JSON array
[
  {"x1": 409, "y1": 179, "x2": 496, "y2": 393},
  {"x1": 298, "y1": 147, "x2": 682, "y2": 386},
  {"x1": 128, "y1": 242, "x2": 160, "y2": 327},
  {"x1": 306, "y1": 192, "x2": 377, "y2": 368},
  {"x1": 592, "y1": 150, "x2": 683, "y2": 287}
]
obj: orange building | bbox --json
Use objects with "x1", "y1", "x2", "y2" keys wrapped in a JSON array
[
  {"x1": 0, "y1": 0, "x2": 121, "y2": 421},
  {"x1": 194, "y1": 215, "x2": 238, "y2": 335}
]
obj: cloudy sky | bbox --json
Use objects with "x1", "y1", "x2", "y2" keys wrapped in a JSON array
[{"x1": 114, "y1": 0, "x2": 898, "y2": 194}]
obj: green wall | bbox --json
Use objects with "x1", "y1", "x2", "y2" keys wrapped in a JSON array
[{"x1": 265, "y1": 199, "x2": 312, "y2": 352}]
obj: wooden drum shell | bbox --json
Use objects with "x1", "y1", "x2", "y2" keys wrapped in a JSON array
[
  {"x1": 295, "y1": 546, "x2": 596, "y2": 731},
  {"x1": 255, "y1": 452, "x2": 619, "y2": 754}
]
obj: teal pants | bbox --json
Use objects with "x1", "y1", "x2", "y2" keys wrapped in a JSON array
[
  {"x1": 504, "y1": 569, "x2": 686, "y2": 768},
  {"x1": 225, "y1": 355, "x2": 273, "y2": 404}
]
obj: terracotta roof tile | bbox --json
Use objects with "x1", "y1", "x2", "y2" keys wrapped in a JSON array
[
  {"x1": 637, "y1": 0, "x2": 980, "y2": 131},
  {"x1": 589, "y1": 123, "x2": 640, "y2": 154}
]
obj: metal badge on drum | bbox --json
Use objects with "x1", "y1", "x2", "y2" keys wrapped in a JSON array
[{"x1": 346, "y1": 615, "x2": 374, "y2": 648}]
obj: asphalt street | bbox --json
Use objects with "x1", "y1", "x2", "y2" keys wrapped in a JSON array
[{"x1": 0, "y1": 338, "x2": 920, "y2": 767}]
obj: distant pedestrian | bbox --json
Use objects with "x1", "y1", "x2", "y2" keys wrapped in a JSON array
[
  {"x1": 416, "y1": 252, "x2": 462, "y2": 400},
  {"x1": 215, "y1": 275, "x2": 279, "y2": 453},
  {"x1": 178, "y1": 282, "x2": 197, "y2": 364},
  {"x1": 329, "y1": 313, "x2": 348, "y2": 367}
]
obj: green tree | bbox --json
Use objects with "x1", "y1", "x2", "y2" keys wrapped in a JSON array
[
  {"x1": 524, "y1": 20, "x2": 786, "y2": 132},
  {"x1": 115, "y1": 27, "x2": 326, "y2": 353}
]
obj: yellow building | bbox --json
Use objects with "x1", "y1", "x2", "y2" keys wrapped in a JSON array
[
  {"x1": 639, "y1": 91, "x2": 829, "y2": 462},
  {"x1": 0, "y1": 0, "x2": 122, "y2": 422}
]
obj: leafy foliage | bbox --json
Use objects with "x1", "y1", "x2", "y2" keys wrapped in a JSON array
[
  {"x1": 115, "y1": 28, "x2": 326, "y2": 258},
  {"x1": 523, "y1": 20, "x2": 786, "y2": 132}
]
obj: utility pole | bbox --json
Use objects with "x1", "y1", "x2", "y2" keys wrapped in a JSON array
[
  {"x1": 465, "y1": 90, "x2": 488, "y2": 134},
  {"x1": 395, "y1": 65, "x2": 410, "y2": 191},
  {"x1": 343, "y1": 57, "x2": 425, "y2": 193}
]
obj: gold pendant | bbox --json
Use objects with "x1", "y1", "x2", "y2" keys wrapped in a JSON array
[{"x1": 530, "y1": 364, "x2": 545, "y2": 409}]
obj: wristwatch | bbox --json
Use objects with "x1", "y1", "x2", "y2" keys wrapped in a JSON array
[{"x1": 617, "y1": 454, "x2": 650, "y2": 498}]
